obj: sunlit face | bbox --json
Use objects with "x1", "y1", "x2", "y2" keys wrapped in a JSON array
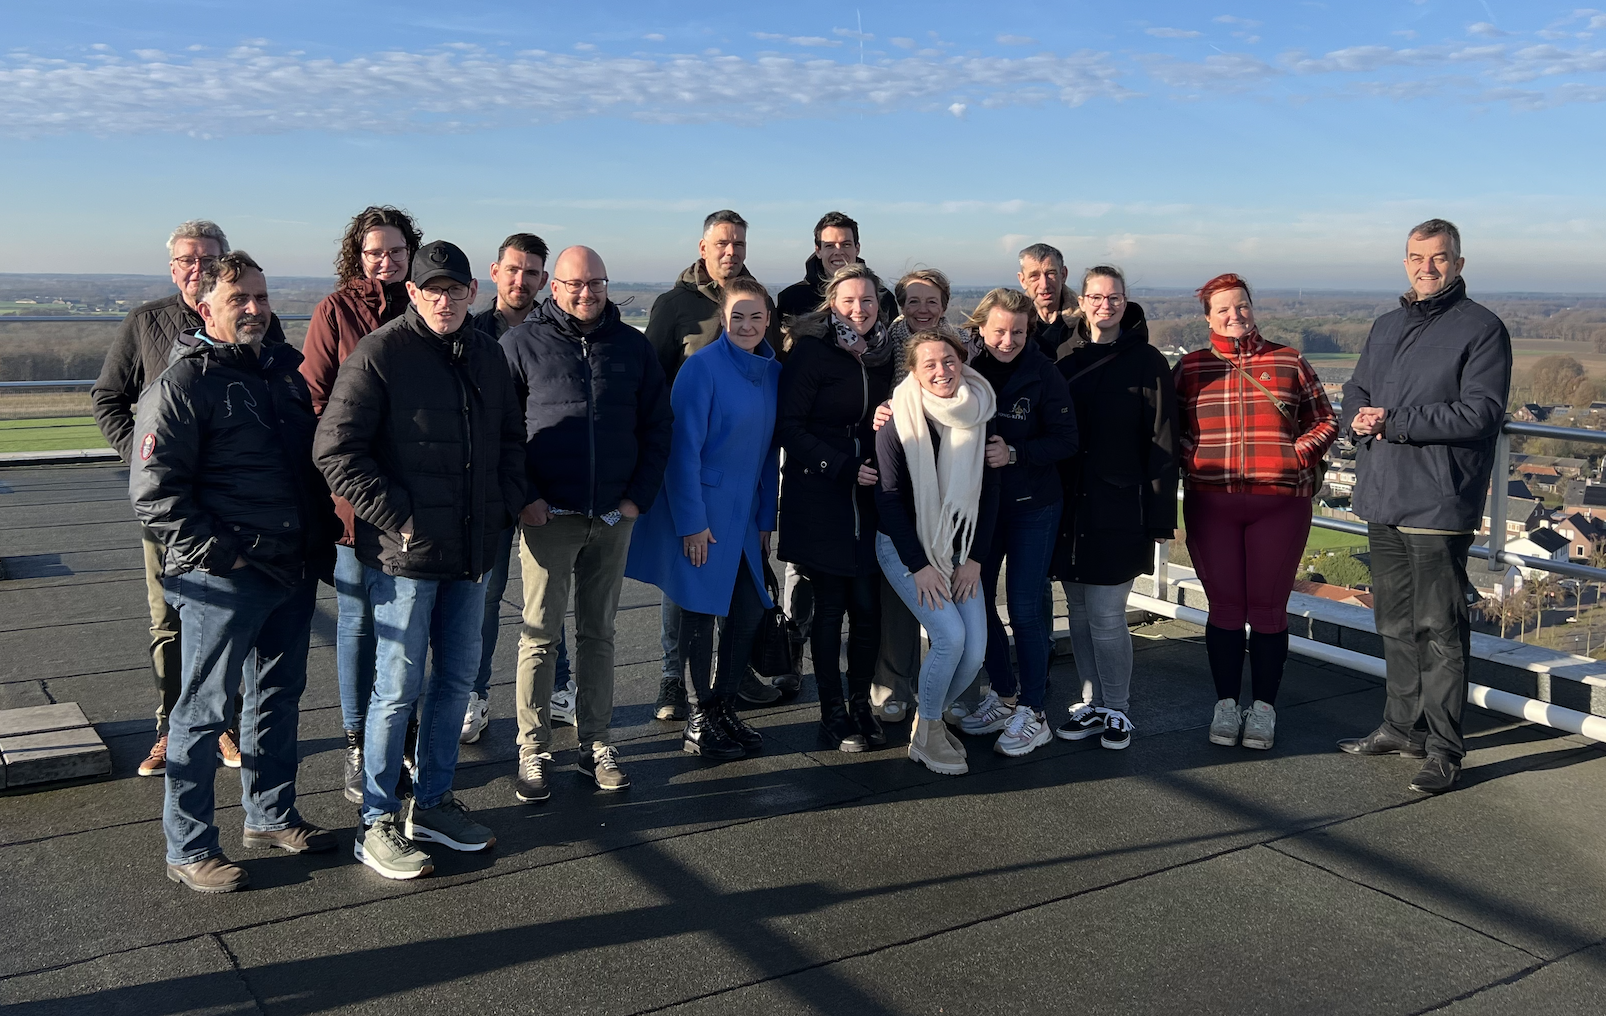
[
  {"x1": 550, "y1": 248, "x2": 608, "y2": 324},
  {"x1": 170, "y1": 236, "x2": 224, "y2": 305},
  {"x1": 1079, "y1": 274, "x2": 1126, "y2": 331},
  {"x1": 360, "y1": 226, "x2": 410, "y2": 283},
  {"x1": 490, "y1": 248, "x2": 548, "y2": 312},
  {"x1": 981, "y1": 307, "x2": 1030, "y2": 363},
  {"x1": 1207, "y1": 288, "x2": 1255, "y2": 339},
  {"x1": 699, "y1": 223, "x2": 747, "y2": 282},
  {"x1": 912, "y1": 339, "x2": 962, "y2": 398},
  {"x1": 407, "y1": 277, "x2": 477, "y2": 335},
  {"x1": 1018, "y1": 256, "x2": 1064, "y2": 318},
  {"x1": 197, "y1": 267, "x2": 271, "y2": 346},
  {"x1": 724, "y1": 295, "x2": 770, "y2": 351},
  {"x1": 1405, "y1": 232, "x2": 1464, "y2": 299},
  {"x1": 817, "y1": 225, "x2": 860, "y2": 275},
  {"x1": 831, "y1": 278, "x2": 879, "y2": 336},
  {"x1": 901, "y1": 280, "x2": 945, "y2": 332}
]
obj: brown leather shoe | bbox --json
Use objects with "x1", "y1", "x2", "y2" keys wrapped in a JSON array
[
  {"x1": 167, "y1": 855, "x2": 250, "y2": 893},
  {"x1": 218, "y1": 729, "x2": 243, "y2": 768},
  {"x1": 242, "y1": 822, "x2": 337, "y2": 854},
  {"x1": 138, "y1": 734, "x2": 169, "y2": 777}
]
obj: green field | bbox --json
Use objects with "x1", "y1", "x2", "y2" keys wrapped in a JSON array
[
  {"x1": 0, "y1": 416, "x2": 110, "y2": 454},
  {"x1": 1305, "y1": 525, "x2": 1368, "y2": 554}
]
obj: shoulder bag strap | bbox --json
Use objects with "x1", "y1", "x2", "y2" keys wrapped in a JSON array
[{"x1": 1209, "y1": 346, "x2": 1294, "y2": 422}]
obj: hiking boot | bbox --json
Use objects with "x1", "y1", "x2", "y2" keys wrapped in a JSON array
[
  {"x1": 684, "y1": 706, "x2": 745, "y2": 760},
  {"x1": 736, "y1": 669, "x2": 782, "y2": 706},
  {"x1": 242, "y1": 822, "x2": 337, "y2": 854},
  {"x1": 655, "y1": 678, "x2": 689, "y2": 721},
  {"x1": 513, "y1": 747, "x2": 553, "y2": 803},
  {"x1": 849, "y1": 699, "x2": 887, "y2": 747},
  {"x1": 1338, "y1": 726, "x2": 1429, "y2": 758},
  {"x1": 460, "y1": 692, "x2": 489, "y2": 744},
  {"x1": 1240, "y1": 700, "x2": 1276, "y2": 751},
  {"x1": 909, "y1": 717, "x2": 968, "y2": 776},
  {"x1": 772, "y1": 669, "x2": 803, "y2": 698},
  {"x1": 995, "y1": 706, "x2": 1052, "y2": 757},
  {"x1": 1054, "y1": 703, "x2": 1105, "y2": 742},
  {"x1": 1100, "y1": 709, "x2": 1134, "y2": 750},
  {"x1": 406, "y1": 791, "x2": 496, "y2": 852},
  {"x1": 578, "y1": 743, "x2": 631, "y2": 791},
  {"x1": 139, "y1": 734, "x2": 169, "y2": 777},
  {"x1": 1209, "y1": 698, "x2": 1242, "y2": 746},
  {"x1": 551, "y1": 679, "x2": 578, "y2": 726},
  {"x1": 960, "y1": 691, "x2": 1015, "y2": 735},
  {"x1": 715, "y1": 697, "x2": 764, "y2": 751},
  {"x1": 166, "y1": 855, "x2": 249, "y2": 894},
  {"x1": 218, "y1": 729, "x2": 242, "y2": 769},
  {"x1": 342, "y1": 729, "x2": 364, "y2": 805},
  {"x1": 356, "y1": 813, "x2": 433, "y2": 880},
  {"x1": 1409, "y1": 755, "x2": 1461, "y2": 794},
  {"x1": 819, "y1": 703, "x2": 869, "y2": 753}
]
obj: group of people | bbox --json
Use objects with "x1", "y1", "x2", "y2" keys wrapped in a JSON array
[{"x1": 95, "y1": 208, "x2": 1510, "y2": 893}]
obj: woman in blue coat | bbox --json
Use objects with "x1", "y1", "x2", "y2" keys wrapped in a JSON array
[{"x1": 626, "y1": 276, "x2": 782, "y2": 762}]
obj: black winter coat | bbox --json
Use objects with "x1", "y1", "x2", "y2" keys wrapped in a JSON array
[
  {"x1": 1051, "y1": 303, "x2": 1180, "y2": 586},
  {"x1": 1343, "y1": 277, "x2": 1512, "y2": 532},
  {"x1": 776, "y1": 255, "x2": 899, "y2": 326},
  {"x1": 500, "y1": 299, "x2": 674, "y2": 517},
  {"x1": 129, "y1": 334, "x2": 336, "y2": 586},
  {"x1": 775, "y1": 315, "x2": 894, "y2": 577},
  {"x1": 93, "y1": 293, "x2": 288, "y2": 462},
  {"x1": 973, "y1": 344, "x2": 1079, "y2": 514},
  {"x1": 313, "y1": 307, "x2": 526, "y2": 581}
]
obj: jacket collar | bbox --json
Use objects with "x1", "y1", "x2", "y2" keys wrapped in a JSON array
[
  {"x1": 717, "y1": 332, "x2": 776, "y2": 382},
  {"x1": 1208, "y1": 328, "x2": 1268, "y2": 358},
  {"x1": 679, "y1": 259, "x2": 756, "y2": 303},
  {"x1": 533, "y1": 296, "x2": 622, "y2": 339},
  {"x1": 1059, "y1": 300, "x2": 1151, "y2": 360},
  {"x1": 174, "y1": 328, "x2": 297, "y2": 372},
  {"x1": 1401, "y1": 275, "x2": 1467, "y2": 318},
  {"x1": 404, "y1": 305, "x2": 478, "y2": 362}
]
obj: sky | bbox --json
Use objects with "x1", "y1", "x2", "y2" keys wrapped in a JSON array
[{"x1": 2, "y1": 1, "x2": 1604, "y2": 292}]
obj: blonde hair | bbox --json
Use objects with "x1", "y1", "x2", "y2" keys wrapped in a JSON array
[
  {"x1": 815, "y1": 263, "x2": 883, "y2": 316},
  {"x1": 963, "y1": 287, "x2": 1034, "y2": 332},
  {"x1": 895, "y1": 268, "x2": 951, "y2": 311},
  {"x1": 902, "y1": 329, "x2": 968, "y2": 373}
]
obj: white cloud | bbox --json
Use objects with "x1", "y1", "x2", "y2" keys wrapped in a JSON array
[
  {"x1": 891, "y1": 37, "x2": 917, "y2": 49},
  {"x1": 753, "y1": 32, "x2": 840, "y2": 48},
  {"x1": 948, "y1": 102, "x2": 967, "y2": 117},
  {"x1": 1468, "y1": 22, "x2": 1510, "y2": 38},
  {"x1": 834, "y1": 27, "x2": 874, "y2": 41},
  {"x1": 1214, "y1": 15, "x2": 1263, "y2": 27},
  {"x1": 1147, "y1": 28, "x2": 1203, "y2": 38},
  {"x1": 644, "y1": 34, "x2": 665, "y2": 42},
  {"x1": 997, "y1": 34, "x2": 1037, "y2": 46}
]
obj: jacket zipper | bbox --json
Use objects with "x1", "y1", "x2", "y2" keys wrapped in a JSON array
[
  {"x1": 852, "y1": 353, "x2": 868, "y2": 540},
  {"x1": 582, "y1": 336, "x2": 596, "y2": 516},
  {"x1": 454, "y1": 358, "x2": 474, "y2": 577}
]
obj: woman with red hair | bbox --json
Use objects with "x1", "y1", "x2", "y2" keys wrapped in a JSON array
[{"x1": 1174, "y1": 274, "x2": 1337, "y2": 751}]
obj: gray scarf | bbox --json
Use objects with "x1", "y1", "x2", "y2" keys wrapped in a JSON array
[{"x1": 832, "y1": 313, "x2": 892, "y2": 367}]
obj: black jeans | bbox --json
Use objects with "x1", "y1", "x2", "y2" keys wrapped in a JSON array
[
  {"x1": 679, "y1": 556, "x2": 767, "y2": 710},
  {"x1": 805, "y1": 568, "x2": 881, "y2": 709},
  {"x1": 1367, "y1": 524, "x2": 1475, "y2": 762}
]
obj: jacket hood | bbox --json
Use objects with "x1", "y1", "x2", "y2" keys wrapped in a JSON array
[
  {"x1": 786, "y1": 310, "x2": 836, "y2": 345},
  {"x1": 1059, "y1": 300, "x2": 1150, "y2": 360},
  {"x1": 172, "y1": 329, "x2": 296, "y2": 371},
  {"x1": 676, "y1": 260, "x2": 757, "y2": 302},
  {"x1": 531, "y1": 296, "x2": 624, "y2": 338},
  {"x1": 402, "y1": 304, "x2": 483, "y2": 362}
]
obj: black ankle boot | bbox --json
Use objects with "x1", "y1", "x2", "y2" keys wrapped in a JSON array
[
  {"x1": 714, "y1": 697, "x2": 763, "y2": 751},
  {"x1": 1204, "y1": 624, "x2": 1247, "y2": 702},
  {"x1": 683, "y1": 705, "x2": 745, "y2": 760},
  {"x1": 819, "y1": 702, "x2": 869, "y2": 753},
  {"x1": 343, "y1": 729, "x2": 363, "y2": 805},
  {"x1": 849, "y1": 697, "x2": 886, "y2": 746}
]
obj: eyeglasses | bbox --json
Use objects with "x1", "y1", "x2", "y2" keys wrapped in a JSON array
[
  {"x1": 554, "y1": 278, "x2": 608, "y2": 294},
  {"x1": 417, "y1": 283, "x2": 471, "y2": 302},
  {"x1": 362, "y1": 246, "x2": 409, "y2": 263},
  {"x1": 170, "y1": 255, "x2": 220, "y2": 270},
  {"x1": 1082, "y1": 294, "x2": 1126, "y2": 305}
]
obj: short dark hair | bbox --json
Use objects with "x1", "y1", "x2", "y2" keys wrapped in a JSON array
[
  {"x1": 813, "y1": 211, "x2": 860, "y2": 247},
  {"x1": 497, "y1": 233, "x2": 549, "y2": 264},
  {"x1": 1018, "y1": 243, "x2": 1065, "y2": 271},
  {"x1": 721, "y1": 275, "x2": 771, "y2": 307},
  {"x1": 703, "y1": 209, "x2": 748, "y2": 234},
  {"x1": 1409, "y1": 218, "x2": 1462, "y2": 260},
  {"x1": 196, "y1": 251, "x2": 263, "y2": 303},
  {"x1": 335, "y1": 206, "x2": 422, "y2": 285}
]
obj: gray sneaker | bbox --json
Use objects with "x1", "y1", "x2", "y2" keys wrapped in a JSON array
[
  {"x1": 405, "y1": 791, "x2": 496, "y2": 852},
  {"x1": 1209, "y1": 698, "x2": 1242, "y2": 746},
  {"x1": 355, "y1": 813, "x2": 434, "y2": 880},
  {"x1": 578, "y1": 743, "x2": 631, "y2": 791},
  {"x1": 1241, "y1": 700, "x2": 1276, "y2": 750}
]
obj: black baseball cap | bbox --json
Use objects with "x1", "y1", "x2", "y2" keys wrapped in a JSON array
[{"x1": 411, "y1": 241, "x2": 474, "y2": 287}]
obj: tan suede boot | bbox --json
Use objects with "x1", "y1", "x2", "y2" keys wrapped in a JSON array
[{"x1": 909, "y1": 717, "x2": 969, "y2": 775}]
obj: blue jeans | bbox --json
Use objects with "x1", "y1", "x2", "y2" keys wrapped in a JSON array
[
  {"x1": 161, "y1": 568, "x2": 317, "y2": 865},
  {"x1": 660, "y1": 597, "x2": 683, "y2": 688},
  {"x1": 363, "y1": 570, "x2": 485, "y2": 824},
  {"x1": 477, "y1": 526, "x2": 568, "y2": 698},
  {"x1": 876, "y1": 533, "x2": 987, "y2": 722},
  {"x1": 981, "y1": 502, "x2": 1062, "y2": 711},
  {"x1": 334, "y1": 544, "x2": 376, "y2": 732}
]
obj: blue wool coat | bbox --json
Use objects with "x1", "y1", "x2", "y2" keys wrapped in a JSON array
[{"x1": 626, "y1": 334, "x2": 781, "y2": 616}]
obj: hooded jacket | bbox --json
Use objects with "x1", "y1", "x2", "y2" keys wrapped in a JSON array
[
  {"x1": 1342, "y1": 277, "x2": 1512, "y2": 532},
  {"x1": 645, "y1": 260, "x2": 781, "y2": 386},
  {"x1": 313, "y1": 306, "x2": 526, "y2": 580},
  {"x1": 499, "y1": 299, "x2": 674, "y2": 517},
  {"x1": 129, "y1": 333, "x2": 336, "y2": 586},
  {"x1": 1025, "y1": 284, "x2": 1079, "y2": 362},
  {"x1": 972, "y1": 343, "x2": 1079, "y2": 514},
  {"x1": 775, "y1": 254, "x2": 899, "y2": 326}
]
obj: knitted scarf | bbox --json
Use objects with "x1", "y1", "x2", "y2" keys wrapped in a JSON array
[
  {"x1": 890, "y1": 366, "x2": 997, "y2": 580},
  {"x1": 831, "y1": 313, "x2": 892, "y2": 367}
]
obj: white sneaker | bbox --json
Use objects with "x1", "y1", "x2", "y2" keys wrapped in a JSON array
[
  {"x1": 1209, "y1": 698, "x2": 1242, "y2": 746},
  {"x1": 459, "y1": 692, "x2": 489, "y2": 745},
  {"x1": 960, "y1": 691, "x2": 1015, "y2": 735},
  {"x1": 994, "y1": 705, "x2": 1052, "y2": 757},
  {"x1": 1240, "y1": 700, "x2": 1276, "y2": 750},
  {"x1": 551, "y1": 680, "x2": 577, "y2": 726}
]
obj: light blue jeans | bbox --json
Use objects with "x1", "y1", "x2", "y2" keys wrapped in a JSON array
[
  {"x1": 333, "y1": 544, "x2": 376, "y2": 732},
  {"x1": 876, "y1": 533, "x2": 987, "y2": 722}
]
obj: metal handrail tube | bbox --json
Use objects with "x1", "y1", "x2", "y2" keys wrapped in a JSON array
[
  {"x1": 1503, "y1": 419, "x2": 1606, "y2": 443},
  {"x1": 0, "y1": 380, "x2": 96, "y2": 388}
]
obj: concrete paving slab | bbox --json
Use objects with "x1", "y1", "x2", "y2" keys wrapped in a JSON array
[
  {"x1": 0, "y1": 937, "x2": 259, "y2": 1016},
  {"x1": 1434, "y1": 942, "x2": 1606, "y2": 1016}
]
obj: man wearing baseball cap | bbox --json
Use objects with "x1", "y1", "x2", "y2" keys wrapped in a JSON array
[{"x1": 315, "y1": 240, "x2": 527, "y2": 879}]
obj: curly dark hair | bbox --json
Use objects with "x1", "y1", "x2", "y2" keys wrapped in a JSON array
[{"x1": 334, "y1": 206, "x2": 422, "y2": 285}]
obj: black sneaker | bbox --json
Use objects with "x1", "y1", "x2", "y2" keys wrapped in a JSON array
[
  {"x1": 714, "y1": 698, "x2": 764, "y2": 751},
  {"x1": 513, "y1": 747, "x2": 552, "y2": 803},
  {"x1": 737, "y1": 668, "x2": 782, "y2": 706},
  {"x1": 577, "y1": 743, "x2": 631, "y2": 791},
  {"x1": 849, "y1": 699, "x2": 887, "y2": 747},
  {"x1": 684, "y1": 706, "x2": 745, "y2": 760},
  {"x1": 654, "y1": 678, "x2": 688, "y2": 722},
  {"x1": 819, "y1": 704, "x2": 869, "y2": 753},
  {"x1": 1054, "y1": 703, "x2": 1106, "y2": 742},
  {"x1": 342, "y1": 729, "x2": 364, "y2": 805}
]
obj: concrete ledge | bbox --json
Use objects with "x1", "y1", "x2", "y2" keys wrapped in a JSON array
[
  {"x1": 0, "y1": 702, "x2": 111, "y2": 790},
  {"x1": 0, "y1": 448, "x2": 120, "y2": 467}
]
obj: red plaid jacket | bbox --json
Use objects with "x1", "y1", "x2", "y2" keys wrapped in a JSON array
[{"x1": 1174, "y1": 332, "x2": 1338, "y2": 497}]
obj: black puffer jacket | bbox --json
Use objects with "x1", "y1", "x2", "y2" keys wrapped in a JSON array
[
  {"x1": 313, "y1": 307, "x2": 526, "y2": 581},
  {"x1": 129, "y1": 333, "x2": 336, "y2": 586},
  {"x1": 1343, "y1": 277, "x2": 1512, "y2": 532},
  {"x1": 776, "y1": 255, "x2": 899, "y2": 326},
  {"x1": 500, "y1": 299, "x2": 674, "y2": 516},
  {"x1": 972, "y1": 344, "x2": 1078, "y2": 513},
  {"x1": 93, "y1": 293, "x2": 288, "y2": 462},
  {"x1": 775, "y1": 314, "x2": 894, "y2": 577},
  {"x1": 1051, "y1": 303, "x2": 1180, "y2": 586}
]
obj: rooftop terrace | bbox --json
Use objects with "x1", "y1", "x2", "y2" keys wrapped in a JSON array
[{"x1": 2, "y1": 461, "x2": 1605, "y2": 1015}]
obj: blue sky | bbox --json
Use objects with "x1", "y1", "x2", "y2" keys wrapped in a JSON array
[{"x1": 2, "y1": 1, "x2": 1604, "y2": 291}]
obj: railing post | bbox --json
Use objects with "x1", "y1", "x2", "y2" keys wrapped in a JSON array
[
  {"x1": 1154, "y1": 540, "x2": 1170, "y2": 602},
  {"x1": 1489, "y1": 421, "x2": 1511, "y2": 572}
]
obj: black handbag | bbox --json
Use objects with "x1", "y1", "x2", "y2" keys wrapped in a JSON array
[{"x1": 749, "y1": 561, "x2": 798, "y2": 678}]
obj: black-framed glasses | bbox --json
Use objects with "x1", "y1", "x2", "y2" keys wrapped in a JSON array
[
  {"x1": 554, "y1": 278, "x2": 608, "y2": 294},
  {"x1": 362, "y1": 246, "x2": 409, "y2": 263},
  {"x1": 1082, "y1": 294, "x2": 1126, "y2": 305},
  {"x1": 417, "y1": 283, "x2": 471, "y2": 302},
  {"x1": 170, "y1": 255, "x2": 220, "y2": 270}
]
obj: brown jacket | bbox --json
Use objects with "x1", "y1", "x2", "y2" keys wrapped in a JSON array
[{"x1": 645, "y1": 260, "x2": 781, "y2": 386}]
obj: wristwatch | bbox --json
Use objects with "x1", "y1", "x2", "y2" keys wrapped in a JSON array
[{"x1": 1007, "y1": 445, "x2": 1018, "y2": 465}]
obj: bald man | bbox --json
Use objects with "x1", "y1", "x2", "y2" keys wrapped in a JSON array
[{"x1": 499, "y1": 246, "x2": 674, "y2": 797}]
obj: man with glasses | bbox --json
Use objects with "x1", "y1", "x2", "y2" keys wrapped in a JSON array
[
  {"x1": 1018, "y1": 243, "x2": 1077, "y2": 360},
  {"x1": 776, "y1": 211, "x2": 898, "y2": 324},
  {"x1": 502, "y1": 246, "x2": 672, "y2": 800},
  {"x1": 314, "y1": 240, "x2": 526, "y2": 879},
  {"x1": 92, "y1": 219, "x2": 287, "y2": 780}
]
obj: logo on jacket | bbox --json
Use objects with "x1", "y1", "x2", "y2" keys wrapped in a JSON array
[
  {"x1": 223, "y1": 382, "x2": 267, "y2": 427},
  {"x1": 140, "y1": 433, "x2": 155, "y2": 461},
  {"x1": 1260, "y1": 372, "x2": 1271, "y2": 381},
  {"x1": 1003, "y1": 397, "x2": 1032, "y2": 421}
]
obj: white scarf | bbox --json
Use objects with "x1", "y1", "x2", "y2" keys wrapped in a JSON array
[{"x1": 890, "y1": 366, "x2": 997, "y2": 580}]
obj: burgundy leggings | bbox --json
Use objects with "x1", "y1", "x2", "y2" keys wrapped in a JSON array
[{"x1": 1183, "y1": 490, "x2": 1311, "y2": 633}]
